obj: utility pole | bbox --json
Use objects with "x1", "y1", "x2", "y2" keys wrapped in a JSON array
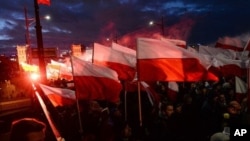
[
  {"x1": 34, "y1": 0, "x2": 46, "y2": 83},
  {"x1": 24, "y1": 7, "x2": 32, "y2": 64}
]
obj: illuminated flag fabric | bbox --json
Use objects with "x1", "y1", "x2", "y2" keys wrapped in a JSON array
[
  {"x1": 235, "y1": 76, "x2": 247, "y2": 102},
  {"x1": 140, "y1": 81, "x2": 161, "y2": 107},
  {"x1": 211, "y1": 56, "x2": 249, "y2": 77},
  {"x1": 72, "y1": 56, "x2": 122, "y2": 103},
  {"x1": 39, "y1": 84, "x2": 76, "y2": 107},
  {"x1": 111, "y1": 42, "x2": 136, "y2": 56},
  {"x1": 59, "y1": 65, "x2": 73, "y2": 81},
  {"x1": 137, "y1": 38, "x2": 219, "y2": 82},
  {"x1": 37, "y1": 0, "x2": 51, "y2": 6},
  {"x1": 46, "y1": 63, "x2": 60, "y2": 79},
  {"x1": 167, "y1": 82, "x2": 179, "y2": 103},
  {"x1": 50, "y1": 60, "x2": 73, "y2": 80},
  {"x1": 215, "y1": 37, "x2": 244, "y2": 51},
  {"x1": 199, "y1": 45, "x2": 249, "y2": 60},
  {"x1": 93, "y1": 43, "x2": 136, "y2": 81},
  {"x1": 235, "y1": 76, "x2": 247, "y2": 94}
]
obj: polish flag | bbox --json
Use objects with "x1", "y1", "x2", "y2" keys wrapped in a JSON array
[
  {"x1": 140, "y1": 81, "x2": 161, "y2": 107},
  {"x1": 215, "y1": 37, "x2": 244, "y2": 51},
  {"x1": 59, "y1": 65, "x2": 73, "y2": 81},
  {"x1": 235, "y1": 76, "x2": 247, "y2": 102},
  {"x1": 199, "y1": 45, "x2": 249, "y2": 60},
  {"x1": 72, "y1": 56, "x2": 122, "y2": 103},
  {"x1": 39, "y1": 84, "x2": 76, "y2": 107},
  {"x1": 137, "y1": 38, "x2": 218, "y2": 82},
  {"x1": 93, "y1": 43, "x2": 136, "y2": 81},
  {"x1": 37, "y1": 0, "x2": 51, "y2": 6},
  {"x1": 167, "y1": 82, "x2": 179, "y2": 103},
  {"x1": 50, "y1": 59, "x2": 73, "y2": 80},
  {"x1": 111, "y1": 42, "x2": 136, "y2": 56},
  {"x1": 46, "y1": 63, "x2": 60, "y2": 78},
  {"x1": 211, "y1": 56, "x2": 249, "y2": 77}
]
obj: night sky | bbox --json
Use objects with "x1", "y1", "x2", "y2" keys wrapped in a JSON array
[{"x1": 1, "y1": 0, "x2": 250, "y2": 55}]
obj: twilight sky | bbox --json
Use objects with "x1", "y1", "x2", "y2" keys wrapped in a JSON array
[{"x1": 1, "y1": 0, "x2": 250, "y2": 55}]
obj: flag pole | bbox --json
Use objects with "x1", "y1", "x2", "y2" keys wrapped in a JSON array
[
  {"x1": 137, "y1": 81, "x2": 143, "y2": 126},
  {"x1": 243, "y1": 38, "x2": 250, "y2": 51},
  {"x1": 124, "y1": 81, "x2": 128, "y2": 121},
  {"x1": 247, "y1": 59, "x2": 250, "y2": 113},
  {"x1": 136, "y1": 39, "x2": 143, "y2": 127},
  {"x1": 69, "y1": 55, "x2": 84, "y2": 137},
  {"x1": 32, "y1": 84, "x2": 64, "y2": 141}
]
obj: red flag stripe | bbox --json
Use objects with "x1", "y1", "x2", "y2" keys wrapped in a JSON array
[{"x1": 37, "y1": 0, "x2": 50, "y2": 6}]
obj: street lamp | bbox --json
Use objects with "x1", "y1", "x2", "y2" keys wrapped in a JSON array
[
  {"x1": 24, "y1": 7, "x2": 50, "y2": 64},
  {"x1": 149, "y1": 16, "x2": 165, "y2": 36}
]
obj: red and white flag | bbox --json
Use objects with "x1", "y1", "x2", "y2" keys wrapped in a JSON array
[
  {"x1": 235, "y1": 76, "x2": 247, "y2": 102},
  {"x1": 167, "y1": 82, "x2": 179, "y2": 103},
  {"x1": 111, "y1": 42, "x2": 136, "y2": 56},
  {"x1": 58, "y1": 65, "x2": 73, "y2": 81},
  {"x1": 39, "y1": 84, "x2": 76, "y2": 107},
  {"x1": 235, "y1": 76, "x2": 247, "y2": 94},
  {"x1": 211, "y1": 56, "x2": 249, "y2": 77},
  {"x1": 137, "y1": 38, "x2": 218, "y2": 82},
  {"x1": 140, "y1": 81, "x2": 161, "y2": 107},
  {"x1": 72, "y1": 56, "x2": 122, "y2": 103},
  {"x1": 215, "y1": 37, "x2": 244, "y2": 51},
  {"x1": 93, "y1": 43, "x2": 136, "y2": 81},
  {"x1": 37, "y1": 0, "x2": 51, "y2": 6},
  {"x1": 199, "y1": 45, "x2": 249, "y2": 60}
]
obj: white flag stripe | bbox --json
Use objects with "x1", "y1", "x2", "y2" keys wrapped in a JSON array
[
  {"x1": 111, "y1": 42, "x2": 136, "y2": 56},
  {"x1": 235, "y1": 76, "x2": 247, "y2": 94},
  {"x1": 39, "y1": 84, "x2": 76, "y2": 100},
  {"x1": 72, "y1": 56, "x2": 120, "y2": 82}
]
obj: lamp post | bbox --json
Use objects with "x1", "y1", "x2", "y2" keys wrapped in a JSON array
[
  {"x1": 24, "y1": 7, "x2": 33, "y2": 64},
  {"x1": 24, "y1": 7, "x2": 50, "y2": 58},
  {"x1": 149, "y1": 16, "x2": 165, "y2": 36},
  {"x1": 34, "y1": 0, "x2": 46, "y2": 83}
]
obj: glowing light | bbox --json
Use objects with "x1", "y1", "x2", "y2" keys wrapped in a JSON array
[
  {"x1": 149, "y1": 21, "x2": 154, "y2": 25},
  {"x1": 30, "y1": 73, "x2": 40, "y2": 81},
  {"x1": 44, "y1": 15, "x2": 51, "y2": 20}
]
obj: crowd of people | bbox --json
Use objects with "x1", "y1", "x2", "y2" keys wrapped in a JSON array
[
  {"x1": 33, "y1": 76, "x2": 248, "y2": 141},
  {"x1": 2, "y1": 75, "x2": 249, "y2": 141}
]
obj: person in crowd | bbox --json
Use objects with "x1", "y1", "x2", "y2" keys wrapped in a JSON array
[
  {"x1": 210, "y1": 132, "x2": 229, "y2": 141},
  {"x1": 227, "y1": 100, "x2": 243, "y2": 127},
  {"x1": 9, "y1": 118, "x2": 46, "y2": 141},
  {"x1": 154, "y1": 102, "x2": 176, "y2": 141}
]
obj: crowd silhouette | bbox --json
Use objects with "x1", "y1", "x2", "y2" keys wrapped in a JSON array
[{"x1": 37, "y1": 75, "x2": 249, "y2": 141}]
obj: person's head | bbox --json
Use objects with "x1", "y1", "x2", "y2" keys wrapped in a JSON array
[
  {"x1": 161, "y1": 102, "x2": 174, "y2": 117},
  {"x1": 174, "y1": 103, "x2": 183, "y2": 114},
  {"x1": 227, "y1": 100, "x2": 241, "y2": 115},
  {"x1": 210, "y1": 132, "x2": 229, "y2": 141},
  {"x1": 9, "y1": 118, "x2": 46, "y2": 141}
]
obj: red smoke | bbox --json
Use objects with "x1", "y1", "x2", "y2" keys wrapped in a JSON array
[
  {"x1": 98, "y1": 21, "x2": 118, "y2": 46},
  {"x1": 98, "y1": 17, "x2": 195, "y2": 49}
]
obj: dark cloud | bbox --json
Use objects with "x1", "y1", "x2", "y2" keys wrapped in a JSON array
[{"x1": 1, "y1": 0, "x2": 250, "y2": 54}]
